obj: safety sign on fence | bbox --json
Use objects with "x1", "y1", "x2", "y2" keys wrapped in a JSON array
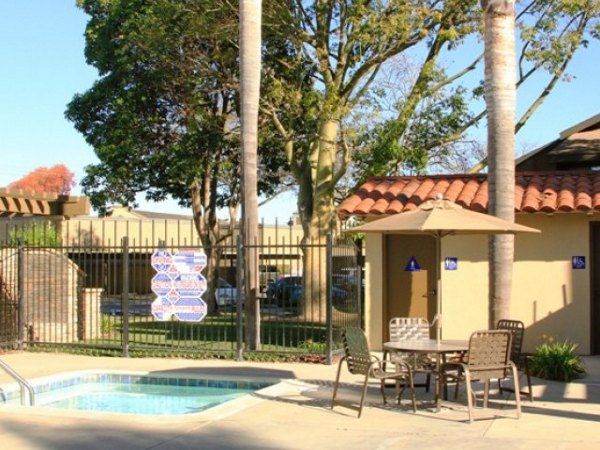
[{"x1": 150, "y1": 249, "x2": 208, "y2": 322}]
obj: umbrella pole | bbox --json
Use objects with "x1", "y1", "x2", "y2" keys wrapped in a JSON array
[{"x1": 436, "y1": 233, "x2": 442, "y2": 343}]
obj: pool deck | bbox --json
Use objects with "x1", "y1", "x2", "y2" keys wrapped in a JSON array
[{"x1": 1, "y1": 351, "x2": 599, "y2": 450}]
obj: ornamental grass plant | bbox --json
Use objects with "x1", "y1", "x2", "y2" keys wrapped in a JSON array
[{"x1": 529, "y1": 336, "x2": 586, "y2": 382}]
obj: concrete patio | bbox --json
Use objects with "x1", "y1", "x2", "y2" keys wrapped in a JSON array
[{"x1": 1, "y1": 351, "x2": 599, "y2": 450}]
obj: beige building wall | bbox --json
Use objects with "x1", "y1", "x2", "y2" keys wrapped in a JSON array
[
  {"x1": 512, "y1": 214, "x2": 592, "y2": 354},
  {"x1": 0, "y1": 214, "x2": 304, "y2": 251},
  {"x1": 365, "y1": 233, "x2": 384, "y2": 349},
  {"x1": 61, "y1": 217, "x2": 201, "y2": 247},
  {"x1": 365, "y1": 213, "x2": 595, "y2": 355},
  {"x1": 58, "y1": 217, "x2": 304, "y2": 255}
]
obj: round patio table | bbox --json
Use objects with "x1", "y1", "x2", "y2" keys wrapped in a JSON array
[{"x1": 384, "y1": 339, "x2": 469, "y2": 412}]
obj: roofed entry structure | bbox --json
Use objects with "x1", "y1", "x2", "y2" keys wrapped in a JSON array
[
  {"x1": 0, "y1": 188, "x2": 89, "y2": 218},
  {"x1": 340, "y1": 112, "x2": 600, "y2": 355}
]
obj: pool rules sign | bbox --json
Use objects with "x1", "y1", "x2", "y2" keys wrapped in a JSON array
[{"x1": 150, "y1": 249, "x2": 208, "y2": 322}]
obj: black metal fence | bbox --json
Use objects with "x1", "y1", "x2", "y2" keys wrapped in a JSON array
[{"x1": 0, "y1": 222, "x2": 362, "y2": 363}]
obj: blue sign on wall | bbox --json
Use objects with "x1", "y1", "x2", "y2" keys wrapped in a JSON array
[
  {"x1": 444, "y1": 257, "x2": 458, "y2": 271},
  {"x1": 404, "y1": 256, "x2": 421, "y2": 272},
  {"x1": 572, "y1": 256, "x2": 586, "y2": 269}
]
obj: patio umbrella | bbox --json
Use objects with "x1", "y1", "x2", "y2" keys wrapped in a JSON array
[{"x1": 348, "y1": 195, "x2": 540, "y2": 341}]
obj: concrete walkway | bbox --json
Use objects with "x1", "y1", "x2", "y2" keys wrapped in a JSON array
[{"x1": 1, "y1": 352, "x2": 599, "y2": 450}]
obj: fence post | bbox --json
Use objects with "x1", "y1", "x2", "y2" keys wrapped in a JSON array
[
  {"x1": 326, "y1": 233, "x2": 333, "y2": 365},
  {"x1": 17, "y1": 242, "x2": 25, "y2": 350},
  {"x1": 121, "y1": 236, "x2": 130, "y2": 357},
  {"x1": 236, "y1": 235, "x2": 244, "y2": 361},
  {"x1": 357, "y1": 243, "x2": 364, "y2": 330}
]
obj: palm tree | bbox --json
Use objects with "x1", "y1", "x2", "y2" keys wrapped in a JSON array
[
  {"x1": 240, "y1": 0, "x2": 262, "y2": 350},
  {"x1": 481, "y1": 0, "x2": 516, "y2": 328}
]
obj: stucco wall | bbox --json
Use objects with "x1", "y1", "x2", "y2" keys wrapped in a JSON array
[
  {"x1": 512, "y1": 214, "x2": 592, "y2": 354},
  {"x1": 365, "y1": 213, "x2": 595, "y2": 354},
  {"x1": 365, "y1": 233, "x2": 384, "y2": 349}
]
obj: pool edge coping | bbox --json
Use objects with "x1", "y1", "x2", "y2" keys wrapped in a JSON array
[{"x1": 0, "y1": 369, "x2": 313, "y2": 423}]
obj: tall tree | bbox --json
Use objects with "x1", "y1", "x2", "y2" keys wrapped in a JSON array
[
  {"x1": 262, "y1": 1, "x2": 599, "y2": 318},
  {"x1": 67, "y1": 0, "x2": 243, "y2": 313},
  {"x1": 481, "y1": 0, "x2": 516, "y2": 327},
  {"x1": 9, "y1": 164, "x2": 75, "y2": 195},
  {"x1": 263, "y1": 1, "x2": 481, "y2": 318},
  {"x1": 240, "y1": 0, "x2": 262, "y2": 350}
]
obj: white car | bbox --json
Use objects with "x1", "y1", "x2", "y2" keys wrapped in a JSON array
[{"x1": 215, "y1": 278, "x2": 241, "y2": 307}]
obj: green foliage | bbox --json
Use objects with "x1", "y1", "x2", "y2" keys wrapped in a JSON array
[
  {"x1": 8, "y1": 222, "x2": 62, "y2": 247},
  {"x1": 68, "y1": 0, "x2": 287, "y2": 217},
  {"x1": 68, "y1": 0, "x2": 600, "y2": 232},
  {"x1": 297, "y1": 339, "x2": 327, "y2": 353},
  {"x1": 529, "y1": 336, "x2": 586, "y2": 382},
  {"x1": 101, "y1": 315, "x2": 115, "y2": 335}
]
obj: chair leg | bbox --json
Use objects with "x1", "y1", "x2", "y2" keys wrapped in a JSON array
[
  {"x1": 483, "y1": 380, "x2": 490, "y2": 408},
  {"x1": 331, "y1": 357, "x2": 345, "y2": 410},
  {"x1": 465, "y1": 371, "x2": 474, "y2": 423},
  {"x1": 396, "y1": 376, "x2": 407, "y2": 405},
  {"x1": 523, "y1": 358, "x2": 534, "y2": 402},
  {"x1": 498, "y1": 366, "x2": 534, "y2": 402},
  {"x1": 379, "y1": 378, "x2": 388, "y2": 406},
  {"x1": 359, "y1": 374, "x2": 370, "y2": 418},
  {"x1": 408, "y1": 371, "x2": 417, "y2": 413},
  {"x1": 511, "y1": 363, "x2": 522, "y2": 419},
  {"x1": 394, "y1": 378, "x2": 401, "y2": 405}
]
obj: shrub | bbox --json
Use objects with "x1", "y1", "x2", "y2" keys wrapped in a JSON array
[
  {"x1": 529, "y1": 336, "x2": 586, "y2": 382},
  {"x1": 8, "y1": 221, "x2": 62, "y2": 247},
  {"x1": 298, "y1": 339, "x2": 326, "y2": 353},
  {"x1": 101, "y1": 315, "x2": 114, "y2": 335}
]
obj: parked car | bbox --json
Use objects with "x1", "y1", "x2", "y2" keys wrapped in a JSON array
[
  {"x1": 266, "y1": 276, "x2": 303, "y2": 306},
  {"x1": 215, "y1": 277, "x2": 241, "y2": 307},
  {"x1": 101, "y1": 299, "x2": 152, "y2": 316},
  {"x1": 265, "y1": 275, "x2": 349, "y2": 307}
]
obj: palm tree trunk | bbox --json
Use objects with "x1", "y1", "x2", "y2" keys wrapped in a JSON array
[
  {"x1": 481, "y1": 0, "x2": 516, "y2": 328},
  {"x1": 240, "y1": 0, "x2": 262, "y2": 350}
]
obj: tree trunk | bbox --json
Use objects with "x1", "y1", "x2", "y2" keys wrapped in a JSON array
[
  {"x1": 481, "y1": 0, "x2": 516, "y2": 328},
  {"x1": 190, "y1": 181, "x2": 220, "y2": 315},
  {"x1": 298, "y1": 118, "x2": 338, "y2": 321},
  {"x1": 240, "y1": 0, "x2": 262, "y2": 350}
]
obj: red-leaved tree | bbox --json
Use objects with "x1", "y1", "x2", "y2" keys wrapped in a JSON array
[{"x1": 9, "y1": 164, "x2": 76, "y2": 195}]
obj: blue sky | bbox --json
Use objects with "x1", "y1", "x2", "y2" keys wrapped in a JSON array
[{"x1": 1, "y1": 2, "x2": 599, "y2": 221}]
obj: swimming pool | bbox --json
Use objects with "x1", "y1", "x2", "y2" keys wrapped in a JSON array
[{"x1": 0, "y1": 370, "x2": 277, "y2": 418}]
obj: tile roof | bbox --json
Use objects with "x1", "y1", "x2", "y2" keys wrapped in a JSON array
[{"x1": 339, "y1": 172, "x2": 600, "y2": 218}]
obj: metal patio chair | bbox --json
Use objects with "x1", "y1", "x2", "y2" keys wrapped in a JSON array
[
  {"x1": 440, "y1": 330, "x2": 522, "y2": 423},
  {"x1": 384, "y1": 317, "x2": 435, "y2": 391},
  {"x1": 496, "y1": 319, "x2": 534, "y2": 401},
  {"x1": 331, "y1": 327, "x2": 416, "y2": 418}
]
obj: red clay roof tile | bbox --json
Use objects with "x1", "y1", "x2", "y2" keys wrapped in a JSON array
[{"x1": 339, "y1": 172, "x2": 600, "y2": 217}]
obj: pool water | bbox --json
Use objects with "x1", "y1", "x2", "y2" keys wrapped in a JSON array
[{"x1": 1, "y1": 372, "x2": 274, "y2": 416}]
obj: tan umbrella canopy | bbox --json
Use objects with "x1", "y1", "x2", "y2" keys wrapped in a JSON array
[{"x1": 349, "y1": 195, "x2": 540, "y2": 341}]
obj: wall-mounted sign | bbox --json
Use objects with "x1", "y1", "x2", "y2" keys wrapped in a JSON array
[
  {"x1": 444, "y1": 257, "x2": 458, "y2": 271},
  {"x1": 404, "y1": 256, "x2": 421, "y2": 272},
  {"x1": 572, "y1": 256, "x2": 586, "y2": 270}
]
